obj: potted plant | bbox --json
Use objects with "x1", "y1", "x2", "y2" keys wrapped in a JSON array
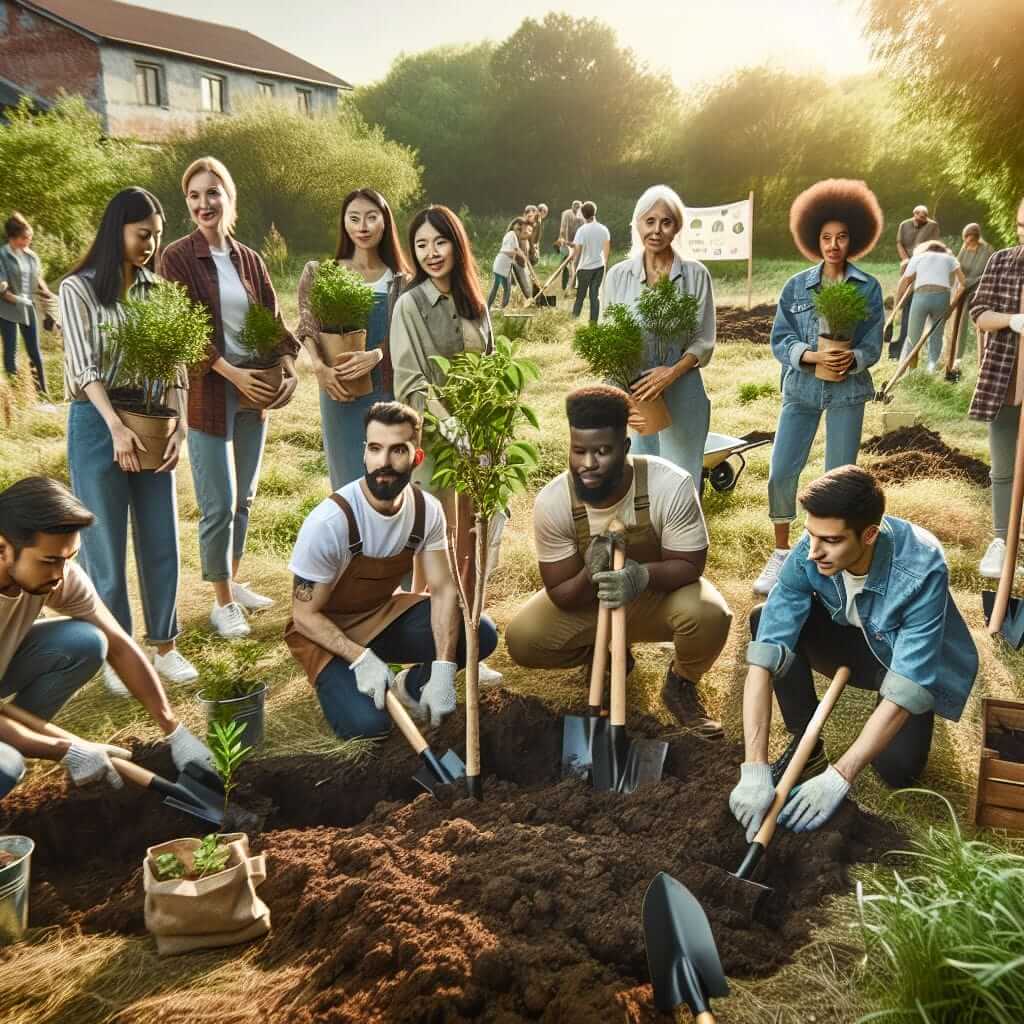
[
  {"x1": 812, "y1": 281, "x2": 870, "y2": 382},
  {"x1": 235, "y1": 303, "x2": 285, "y2": 410},
  {"x1": 633, "y1": 275, "x2": 701, "y2": 434},
  {"x1": 104, "y1": 282, "x2": 210, "y2": 470},
  {"x1": 196, "y1": 642, "x2": 268, "y2": 749},
  {"x1": 426, "y1": 337, "x2": 541, "y2": 799},
  {"x1": 308, "y1": 260, "x2": 376, "y2": 398}
]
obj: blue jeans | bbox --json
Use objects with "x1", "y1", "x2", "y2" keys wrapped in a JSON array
[
  {"x1": 629, "y1": 369, "x2": 711, "y2": 488},
  {"x1": 321, "y1": 294, "x2": 392, "y2": 490},
  {"x1": 902, "y1": 289, "x2": 950, "y2": 367},
  {"x1": 1, "y1": 308, "x2": 46, "y2": 394},
  {"x1": 68, "y1": 400, "x2": 181, "y2": 644},
  {"x1": 188, "y1": 382, "x2": 268, "y2": 582},
  {"x1": 0, "y1": 619, "x2": 107, "y2": 799},
  {"x1": 315, "y1": 600, "x2": 499, "y2": 739},
  {"x1": 768, "y1": 400, "x2": 866, "y2": 522},
  {"x1": 487, "y1": 273, "x2": 511, "y2": 309}
]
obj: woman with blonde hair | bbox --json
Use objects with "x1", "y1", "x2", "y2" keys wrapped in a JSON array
[
  {"x1": 162, "y1": 156, "x2": 299, "y2": 638},
  {"x1": 603, "y1": 184, "x2": 716, "y2": 486}
]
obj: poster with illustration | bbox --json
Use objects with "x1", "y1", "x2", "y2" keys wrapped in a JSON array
[{"x1": 681, "y1": 198, "x2": 752, "y2": 260}]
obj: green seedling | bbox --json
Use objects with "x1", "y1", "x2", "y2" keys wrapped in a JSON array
[
  {"x1": 208, "y1": 718, "x2": 253, "y2": 822},
  {"x1": 738, "y1": 381, "x2": 776, "y2": 404},
  {"x1": 813, "y1": 280, "x2": 869, "y2": 340},
  {"x1": 154, "y1": 851, "x2": 187, "y2": 881},
  {"x1": 634, "y1": 274, "x2": 700, "y2": 363},
  {"x1": 309, "y1": 260, "x2": 375, "y2": 332},
  {"x1": 192, "y1": 834, "x2": 230, "y2": 877},
  {"x1": 237, "y1": 303, "x2": 283, "y2": 366},
  {"x1": 571, "y1": 304, "x2": 645, "y2": 391}
]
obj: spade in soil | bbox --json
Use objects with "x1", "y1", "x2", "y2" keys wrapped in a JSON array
[
  {"x1": 643, "y1": 871, "x2": 729, "y2": 1021},
  {"x1": 561, "y1": 601, "x2": 611, "y2": 780},
  {"x1": 984, "y1": 416, "x2": 1024, "y2": 648},
  {"x1": 385, "y1": 690, "x2": 466, "y2": 796}
]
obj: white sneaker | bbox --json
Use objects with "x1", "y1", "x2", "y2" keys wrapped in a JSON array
[
  {"x1": 101, "y1": 662, "x2": 130, "y2": 697},
  {"x1": 392, "y1": 668, "x2": 427, "y2": 722},
  {"x1": 478, "y1": 661, "x2": 503, "y2": 688},
  {"x1": 210, "y1": 601, "x2": 251, "y2": 638},
  {"x1": 230, "y1": 581, "x2": 274, "y2": 611},
  {"x1": 753, "y1": 549, "x2": 789, "y2": 596},
  {"x1": 979, "y1": 537, "x2": 1023, "y2": 580},
  {"x1": 152, "y1": 648, "x2": 199, "y2": 684}
]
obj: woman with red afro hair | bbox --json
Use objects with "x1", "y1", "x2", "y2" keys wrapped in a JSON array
[{"x1": 753, "y1": 179, "x2": 884, "y2": 596}]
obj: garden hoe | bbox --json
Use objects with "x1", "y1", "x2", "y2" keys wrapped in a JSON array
[
  {"x1": 642, "y1": 872, "x2": 729, "y2": 1020},
  {"x1": 727, "y1": 666, "x2": 850, "y2": 924},
  {"x1": 560, "y1": 601, "x2": 610, "y2": 780},
  {"x1": 983, "y1": 416, "x2": 1024, "y2": 648},
  {"x1": 385, "y1": 690, "x2": 466, "y2": 798}
]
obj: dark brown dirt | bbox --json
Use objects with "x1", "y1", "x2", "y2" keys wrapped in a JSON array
[
  {"x1": 717, "y1": 304, "x2": 776, "y2": 344},
  {"x1": 862, "y1": 425, "x2": 990, "y2": 488},
  {"x1": 4, "y1": 691, "x2": 901, "y2": 1023}
]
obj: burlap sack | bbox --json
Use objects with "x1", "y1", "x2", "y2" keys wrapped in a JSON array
[{"x1": 143, "y1": 832, "x2": 270, "y2": 956}]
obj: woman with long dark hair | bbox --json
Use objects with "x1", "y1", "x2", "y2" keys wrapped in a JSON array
[
  {"x1": 60, "y1": 187, "x2": 196, "y2": 690},
  {"x1": 297, "y1": 187, "x2": 411, "y2": 488}
]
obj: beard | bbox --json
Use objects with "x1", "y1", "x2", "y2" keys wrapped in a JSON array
[
  {"x1": 365, "y1": 466, "x2": 413, "y2": 501},
  {"x1": 571, "y1": 453, "x2": 627, "y2": 505}
]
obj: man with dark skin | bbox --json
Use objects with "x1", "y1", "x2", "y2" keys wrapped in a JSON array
[{"x1": 506, "y1": 385, "x2": 731, "y2": 736}]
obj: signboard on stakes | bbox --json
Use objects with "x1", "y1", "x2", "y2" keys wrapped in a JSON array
[{"x1": 680, "y1": 192, "x2": 755, "y2": 308}]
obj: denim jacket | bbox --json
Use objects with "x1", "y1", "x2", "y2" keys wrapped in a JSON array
[
  {"x1": 770, "y1": 261, "x2": 883, "y2": 408},
  {"x1": 748, "y1": 515, "x2": 977, "y2": 722}
]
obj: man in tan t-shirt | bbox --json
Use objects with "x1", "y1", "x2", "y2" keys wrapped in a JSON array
[
  {"x1": 505, "y1": 386, "x2": 732, "y2": 737},
  {"x1": 0, "y1": 477, "x2": 214, "y2": 800}
]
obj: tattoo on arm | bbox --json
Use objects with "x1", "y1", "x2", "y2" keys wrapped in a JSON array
[{"x1": 293, "y1": 575, "x2": 315, "y2": 603}]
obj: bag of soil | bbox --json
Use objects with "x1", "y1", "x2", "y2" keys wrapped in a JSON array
[{"x1": 143, "y1": 832, "x2": 270, "y2": 956}]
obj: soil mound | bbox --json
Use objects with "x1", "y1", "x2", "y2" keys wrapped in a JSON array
[
  {"x1": 717, "y1": 304, "x2": 776, "y2": 344},
  {"x1": 5, "y1": 691, "x2": 901, "y2": 1023},
  {"x1": 862, "y1": 425, "x2": 990, "y2": 487}
]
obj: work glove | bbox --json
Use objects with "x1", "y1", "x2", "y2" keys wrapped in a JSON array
[
  {"x1": 777, "y1": 765, "x2": 850, "y2": 833},
  {"x1": 14, "y1": 294, "x2": 33, "y2": 308},
  {"x1": 167, "y1": 722, "x2": 216, "y2": 773},
  {"x1": 728, "y1": 762, "x2": 775, "y2": 843},
  {"x1": 592, "y1": 559, "x2": 650, "y2": 608},
  {"x1": 438, "y1": 415, "x2": 470, "y2": 453},
  {"x1": 351, "y1": 648, "x2": 393, "y2": 711},
  {"x1": 584, "y1": 533, "x2": 614, "y2": 580},
  {"x1": 1009, "y1": 313, "x2": 1024, "y2": 334},
  {"x1": 61, "y1": 739, "x2": 132, "y2": 789},
  {"x1": 418, "y1": 660, "x2": 458, "y2": 727}
]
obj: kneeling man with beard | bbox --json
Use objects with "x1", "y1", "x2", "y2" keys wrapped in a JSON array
[
  {"x1": 285, "y1": 401, "x2": 498, "y2": 737},
  {"x1": 505, "y1": 385, "x2": 732, "y2": 737}
]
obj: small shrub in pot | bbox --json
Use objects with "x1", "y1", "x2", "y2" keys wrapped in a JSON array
[
  {"x1": 235, "y1": 302, "x2": 285, "y2": 409},
  {"x1": 812, "y1": 281, "x2": 870, "y2": 381},
  {"x1": 309, "y1": 261, "x2": 376, "y2": 396}
]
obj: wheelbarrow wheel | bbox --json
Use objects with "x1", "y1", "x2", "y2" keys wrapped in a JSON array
[{"x1": 709, "y1": 461, "x2": 737, "y2": 492}]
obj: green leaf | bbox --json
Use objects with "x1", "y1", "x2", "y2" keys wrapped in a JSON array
[{"x1": 521, "y1": 406, "x2": 540, "y2": 430}]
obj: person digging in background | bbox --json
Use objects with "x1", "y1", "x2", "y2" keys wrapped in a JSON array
[
  {"x1": 558, "y1": 200, "x2": 584, "y2": 291},
  {"x1": 505, "y1": 385, "x2": 731, "y2": 738},
  {"x1": 949, "y1": 222, "x2": 994, "y2": 368},
  {"x1": 0, "y1": 476, "x2": 216, "y2": 800},
  {"x1": 895, "y1": 240, "x2": 965, "y2": 372},
  {"x1": 894, "y1": 204, "x2": 941, "y2": 354},
  {"x1": 731, "y1": 466, "x2": 978, "y2": 839},
  {"x1": 285, "y1": 401, "x2": 498, "y2": 738}
]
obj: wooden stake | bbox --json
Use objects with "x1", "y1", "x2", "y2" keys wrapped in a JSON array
[{"x1": 746, "y1": 190, "x2": 754, "y2": 311}]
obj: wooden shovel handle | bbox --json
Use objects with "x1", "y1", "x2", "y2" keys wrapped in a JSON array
[
  {"x1": 609, "y1": 521, "x2": 627, "y2": 728},
  {"x1": 588, "y1": 605, "x2": 610, "y2": 710},
  {"x1": 695, "y1": 1013, "x2": 716, "y2": 1024},
  {"x1": 108, "y1": 756, "x2": 158, "y2": 789},
  {"x1": 752, "y1": 667, "x2": 850, "y2": 849},
  {"x1": 989, "y1": 417, "x2": 1024, "y2": 634},
  {"x1": 882, "y1": 286, "x2": 912, "y2": 334},
  {"x1": 385, "y1": 690, "x2": 428, "y2": 756}
]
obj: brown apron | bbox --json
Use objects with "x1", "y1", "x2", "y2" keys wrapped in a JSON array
[
  {"x1": 569, "y1": 456, "x2": 662, "y2": 563},
  {"x1": 284, "y1": 487, "x2": 428, "y2": 685}
]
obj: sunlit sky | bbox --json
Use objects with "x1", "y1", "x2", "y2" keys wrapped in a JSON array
[{"x1": 129, "y1": 0, "x2": 876, "y2": 89}]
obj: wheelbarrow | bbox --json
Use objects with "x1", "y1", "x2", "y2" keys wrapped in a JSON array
[{"x1": 702, "y1": 432, "x2": 773, "y2": 493}]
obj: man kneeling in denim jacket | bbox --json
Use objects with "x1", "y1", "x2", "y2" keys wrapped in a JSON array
[{"x1": 730, "y1": 466, "x2": 978, "y2": 838}]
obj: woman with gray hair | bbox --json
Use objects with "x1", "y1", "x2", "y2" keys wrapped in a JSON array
[
  {"x1": 603, "y1": 184, "x2": 715, "y2": 487},
  {"x1": 950, "y1": 223, "x2": 994, "y2": 366}
]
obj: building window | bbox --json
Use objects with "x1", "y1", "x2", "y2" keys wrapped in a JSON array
[
  {"x1": 295, "y1": 87, "x2": 312, "y2": 115},
  {"x1": 200, "y1": 75, "x2": 225, "y2": 113},
  {"x1": 257, "y1": 82, "x2": 275, "y2": 98},
  {"x1": 135, "y1": 63, "x2": 161, "y2": 106}
]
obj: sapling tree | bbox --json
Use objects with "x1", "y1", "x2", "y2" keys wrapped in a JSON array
[
  {"x1": 571, "y1": 304, "x2": 645, "y2": 391},
  {"x1": 237, "y1": 303, "x2": 284, "y2": 368},
  {"x1": 154, "y1": 851, "x2": 187, "y2": 881},
  {"x1": 152, "y1": 834, "x2": 230, "y2": 880},
  {"x1": 309, "y1": 261, "x2": 375, "y2": 332},
  {"x1": 634, "y1": 274, "x2": 700, "y2": 363},
  {"x1": 425, "y1": 337, "x2": 541, "y2": 799},
  {"x1": 813, "y1": 280, "x2": 869, "y2": 340},
  {"x1": 208, "y1": 718, "x2": 253, "y2": 822}
]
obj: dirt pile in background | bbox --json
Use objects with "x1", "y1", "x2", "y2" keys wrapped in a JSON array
[
  {"x1": 717, "y1": 304, "x2": 776, "y2": 344},
  {"x1": 863, "y1": 425, "x2": 990, "y2": 487}
]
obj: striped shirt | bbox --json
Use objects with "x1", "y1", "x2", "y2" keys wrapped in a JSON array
[
  {"x1": 59, "y1": 266, "x2": 187, "y2": 402},
  {"x1": 968, "y1": 245, "x2": 1024, "y2": 422}
]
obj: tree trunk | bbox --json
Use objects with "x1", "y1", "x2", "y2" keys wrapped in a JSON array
[{"x1": 464, "y1": 514, "x2": 488, "y2": 800}]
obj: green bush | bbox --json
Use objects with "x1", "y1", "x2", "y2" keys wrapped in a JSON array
[
  {"x1": 634, "y1": 274, "x2": 700, "y2": 361},
  {"x1": 738, "y1": 381, "x2": 776, "y2": 404},
  {"x1": 309, "y1": 261, "x2": 375, "y2": 331},
  {"x1": 261, "y1": 223, "x2": 289, "y2": 278},
  {"x1": 571, "y1": 304, "x2": 645, "y2": 391},
  {"x1": 237, "y1": 303, "x2": 283, "y2": 365},
  {"x1": 813, "y1": 280, "x2": 870, "y2": 339}
]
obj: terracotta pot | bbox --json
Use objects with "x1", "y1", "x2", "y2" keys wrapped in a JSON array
[
  {"x1": 115, "y1": 408, "x2": 178, "y2": 471},
  {"x1": 630, "y1": 395, "x2": 672, "y2": 436},
  {"x1": 238, "y1": 360, "x2": 283, "y2": 410},
  {"x1": 319, "y1": 328, "x2": 372, "y2": 398},
  {"x1": 815, "y1": 335, "x2": 853, "y2": 381}
]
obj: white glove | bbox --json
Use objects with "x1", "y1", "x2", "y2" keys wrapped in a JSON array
[
  {"x1": 777, "y1": 765, "x2": 850, "y2": 833},
  {"x1": 351, "y1": 648, "x2": 393, "y2": 711},
  {"x1": 14, "y1": 294, "x2": 33, "y2": 308},
  {"x1": 167, "y1": 722, "x2": 216, "y2": 773},
  {"x1": 418, "y1": 660, "x2": 457, "y2": 727},
  {"x1": 61, "y1": 739, "x2": 131, "y2": 789},
  {"x1": 1009, "y1": 313, "x2": 1024, "y2": 334},
  {"x1": 438, "y1": 416, "x2": 470, "y2": 453},
  {"x1": 728, "y1": 762, "x2": 776, "y2": 843}
]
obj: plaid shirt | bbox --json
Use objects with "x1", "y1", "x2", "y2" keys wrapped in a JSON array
[{"x1": 968, "y1": 245, "x2": 1024, "y2": 422}]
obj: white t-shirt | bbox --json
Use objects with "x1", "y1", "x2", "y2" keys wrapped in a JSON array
[
  {"x1": 841, "y1": 570, "x2": 869, "y2": 628},
  {"x1": 532, "y1": 455, "x2": 708, "y2": 563},
  {"x1": 493, "y1": 231, "x2": 520, "y2": 277},
  {"x1": 210, "y1": 247, "x2": 251, "y2": 362},
  {"x1": 371, "y1": 268, "x2": 394, "y2": 295},
  {"x1": 289, "y1": 480, "x2": 448, "y2": 586},
  {"x1": 903, "y1": 251, "x2": 958, "y2": 290},
  {"x1": 573, "y1": 221, "x2": 611, "y2": 271}
]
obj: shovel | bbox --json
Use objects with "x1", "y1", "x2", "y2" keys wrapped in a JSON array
[
  {"x1": 876, "y1": 298, "x2": 959, "y2": 404},
  {"x1": 943, "y1": 285, "x2": 974, "y2": 383},
  {"x1": 385, "y1": 690, "x2": 466, "y2": 797},
  {"x1": 643, "y1": 872, "x2": 729, "y2": 1020},
  {"x1": 883, "y1": 286, "x2": 913, "y2": 360},
  {"x1": 561, "y1": 602, "x2": 610, "y2": 780},
  {"x1": 984, "y1": 411, "x2": 1024, "y2": 646}
]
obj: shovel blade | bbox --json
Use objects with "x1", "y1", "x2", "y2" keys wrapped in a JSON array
[
  {"x1": 982, "y1": 590, "x2": 1024, "y2": 649},
  {"x1": 413, "y1": 748, "x2": 466, "y2": 797},
  {"x1": 163, "y1": 794, "x2": 223, "y2": 828},
  {"x1": 561, "y1": 714, "x2": 603, "y2": 780},
  {"x1": 618, "y1": 739, "x2": 668, "y2": 794},
  {"x1": 643, "y1": 872, "x2": 729, "y2": 1013},
  {"x1": 174, "y1": 763, "x2": 261, "y2": 833},
  {"x1": 592, "y1": 723, "x2": 628, "y2": 792}
]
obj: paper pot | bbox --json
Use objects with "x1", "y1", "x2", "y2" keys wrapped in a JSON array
[
  {"x1": 631, "y1": 396, "x2": 672, "y2": 436},
  {"x1": 319, "y1": 328, "x2": 372, "y2": 398},
  {"x1": 237, "y1": 360, "x2": 283, "y2": 410},
  {"x1": 115, "y1": 408, "x2": 178, "y2": 471},
  {"x1": 815, "y1": 336, "x2": 852, "y2": 382}
]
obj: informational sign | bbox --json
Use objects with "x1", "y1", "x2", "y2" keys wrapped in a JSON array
[{"x1": 680, "y1": 197, "x2": 753, "y2": 261}]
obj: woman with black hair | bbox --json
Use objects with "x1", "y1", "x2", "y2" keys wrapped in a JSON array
[
  {"x1": 753, "y1": 179, "x2": 884, "y2": 596},
  {"x1": 297, "y1": 188, "x2": 411, "y2": 489},
  {"x1": 60, "y1": 187, "x2": 196, "y2": 691}
]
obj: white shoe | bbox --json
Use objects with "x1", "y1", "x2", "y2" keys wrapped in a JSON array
[
  {"x1": 392, "y1": 668, "x2": 427, "y2": 722},
  {"x1": 753, "y1": 548, "x2": 789, "y2": 595},
  {"x1": 152, "y1": 648, "x2": 199, "y2": 684},
  {"x1": 979, "y1": 537, "x2": 1023, "y2": 580},
  {"x1": 230, "y1": 581, "x2": 274, "y2": 611},
  {"x1": 477, "y1": 661, "x2": 503, "y2": 688},
  {"x1": 210, "y1": 601, "x2": 251, "y2": 638},
  {"x1": 102, "y1": 662, "x2": 130, "y2": 697}
]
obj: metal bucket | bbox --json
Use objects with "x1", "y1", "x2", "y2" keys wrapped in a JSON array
[
  {"x1": 0, "y1": 835, "x2": 34, "y2": 945},
  {"x1": 197, "y1": 685, "x2": 267, "y2": 749}
]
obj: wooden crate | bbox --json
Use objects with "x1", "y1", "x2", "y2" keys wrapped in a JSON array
[{"x1": 970, "y1": 698, "x2": 1024, "y2": 832}]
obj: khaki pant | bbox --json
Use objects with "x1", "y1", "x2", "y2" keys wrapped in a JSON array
[{"x1": 505, "y1": 578, "x2": 732, "y2": 682}]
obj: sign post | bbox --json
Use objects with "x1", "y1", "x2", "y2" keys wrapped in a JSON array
[{"x1": 746, "y1": 190, "x2": 754, "y2": 310}]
